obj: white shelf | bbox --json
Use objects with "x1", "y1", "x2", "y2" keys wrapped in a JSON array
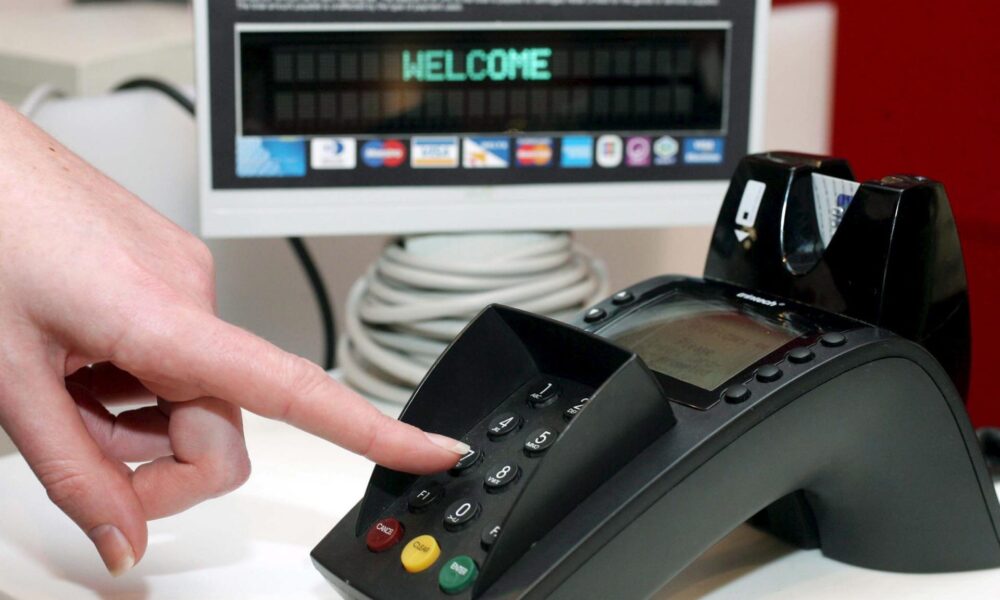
[{"x1": 0, "y1": 2, "x2": 193, "y2": 105}]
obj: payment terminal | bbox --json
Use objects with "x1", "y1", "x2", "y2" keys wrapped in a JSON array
[{"x1": 311, "y1": 153, "x2": 1000, "y2": 598}]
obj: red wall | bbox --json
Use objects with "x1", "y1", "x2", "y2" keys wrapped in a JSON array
[{"x1": 773, "y1": 0, "x2": 1000, "y2": 426}]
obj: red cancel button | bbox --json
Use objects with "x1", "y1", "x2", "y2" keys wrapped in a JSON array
[{"x1": 366, "y1": 518, "x2": 405, "y2": 553}]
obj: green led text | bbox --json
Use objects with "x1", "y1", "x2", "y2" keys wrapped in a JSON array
[{"x1": 402, "y1": 48, "x2": 553, "y2": 83}]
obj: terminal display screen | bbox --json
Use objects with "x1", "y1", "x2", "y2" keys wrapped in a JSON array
[
  {"x1": 603, "y1": 295, "x2": 800, "y2": 391},
  {"x1": 239, "y1": 29, "x2": 726, "y2": 137}
]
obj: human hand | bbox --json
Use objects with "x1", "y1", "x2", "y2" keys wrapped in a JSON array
[{"x1": 0, "y1": 103, "x2": 468, "y2": 575}]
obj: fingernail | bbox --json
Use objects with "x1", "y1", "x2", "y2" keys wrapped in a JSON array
[
  {"x1": 88, "y1": 524, "x2": 135, "y2": 577},
  {"x1": 425, "y1": 433, "x2": 471, "y2": 456}
]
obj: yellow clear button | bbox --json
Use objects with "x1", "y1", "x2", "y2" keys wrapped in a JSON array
[{"x1": 400, "y1": 534, "x2": 441, "y2": 573}]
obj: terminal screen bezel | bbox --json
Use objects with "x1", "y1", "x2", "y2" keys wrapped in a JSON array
[
  {"x1": 593, "y1": 280, "x2": 827, "y2": 409},
  {"x1": 601, "y1": 292, "x2": 804, "y2": 391}
]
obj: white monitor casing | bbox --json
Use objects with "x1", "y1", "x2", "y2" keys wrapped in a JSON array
[{"x1": 195, "y1": 1, "x2": 769, "y2": 238}]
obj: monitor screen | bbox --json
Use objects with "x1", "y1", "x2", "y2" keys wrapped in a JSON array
[
  {"x1": 197, "y1": 1, "x2": 765, "y2": 237},
  {"x1": 602, "y1": 294, "x2": 801, "y2": 390}
]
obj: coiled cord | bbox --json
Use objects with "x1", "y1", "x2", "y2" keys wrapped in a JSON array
[{"x1": 340, "y1": 232, "x2": 610, "y2": 403}]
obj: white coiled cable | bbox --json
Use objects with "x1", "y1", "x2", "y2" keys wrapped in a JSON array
[{"x1": 340, "y1": 232, "x2": 610, "y2": 403}]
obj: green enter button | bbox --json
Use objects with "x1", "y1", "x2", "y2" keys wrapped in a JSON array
[{"x1": 438, "y1": 555, "x2": 478, "y2": 594}]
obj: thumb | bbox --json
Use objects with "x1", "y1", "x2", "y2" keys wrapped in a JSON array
[{"x1": 0, "y1": 355, "x2": 148, "y2": 575}]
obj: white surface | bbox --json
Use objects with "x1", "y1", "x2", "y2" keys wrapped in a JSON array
[
  {"x1": 0, "y1": 2, "x2": 193, "y2": 105},
  {"x1": 0, "y1": 410, "x2": 355, "y2": 600},
  {"x1": 1, "y1": 404, "x2": 999, "y2": 599}
]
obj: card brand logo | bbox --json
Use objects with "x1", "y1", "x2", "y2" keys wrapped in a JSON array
[
  {"x1": 411, "y1": 137, "x2": 460, "y2": 169},
  {"x1": 516, "y1": 138, "x2": 554, "y2": 167},
  {"x1": 595, "y1": 135, "x2": 624, "y2": 168},
  {"x1": 362, "y1": 140, "x2": 406, "y2": 168}
]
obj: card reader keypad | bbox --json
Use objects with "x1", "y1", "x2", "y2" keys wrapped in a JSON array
[{"x1": 358, "y1": 375, "x2": 593, "y2": 596}]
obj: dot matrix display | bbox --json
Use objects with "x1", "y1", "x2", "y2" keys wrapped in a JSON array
[{"x1": 240, "y1": 29, "x2": 727, "y2": 137}]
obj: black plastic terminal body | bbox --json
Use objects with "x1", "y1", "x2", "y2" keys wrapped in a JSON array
[
  {"x1": 313, "y1": 305, "x2": 676, "y2": 599},
  {"x1": 485, "y1": 324, "x2": 1000, "y2": 599},
  {"x1": 312, "y1": 292, "x2": 1000, "y2": 599},
  {"x1": 311, "y1": 153, "x2": 999, "y2": 599}
]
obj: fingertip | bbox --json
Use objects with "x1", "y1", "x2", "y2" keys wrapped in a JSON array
[
  {"x1": 88, "y1": 524, "x2": 136, "y2": 577},
  {"x1": 377, "y1": 430, "x2": 467, "y2": 475},
  {"x1": 424, "y1": 433, "x2": 471, "y2": 457},
  {"x1": 396, "y1": 455, "x2": 461, "y2": 475}
]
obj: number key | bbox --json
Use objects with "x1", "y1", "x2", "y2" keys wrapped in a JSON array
[
  {"x1": 487, "y1": 412, "x2": 523, "y2": 440},
  {"x1": 527, "y1": 381, "x2": 561, "y2": 407},
  {"x1": 443, "y1": 498, "x2": 481, "y2": 531},
  {"x1": 563, "y1": 397, "x2": 590, "y2": 421},
  {"x1": 484, "y1": 462, "x2": 521, "y2": 492},
  {"x1": 523, "y1": 427, "x2": 559, "y2": 456},
  {"x1": 450, "y1": 447, "x2": 483, "y2": 475}
]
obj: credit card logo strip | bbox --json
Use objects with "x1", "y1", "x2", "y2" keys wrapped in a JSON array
[
  {"x1": 653, "y1": 136, "x2": 680, "y2": 165},
  {"x1": 463, "y1": 137, "x2": 511, "y2": 169},
  {"x1": 560, "y1": 136, "x2": 594, "y2": 168},
  {"x1": 310, "y1": 137, "x2": 357, "y2": 170},
  {"x1": 595, "y1": 135, "x2": 623, "y2": 168},
  {"x1": 516, "y1": 138, "x2": 554, "y2": 167},
  {"x1": 625, "y1": 137, "x2": 652, "y2": 167},
  {"x1": 683, "y1": 137, "x2": 726, "y2": 165},
  {"x1": 411, "y1": 137, "x2": 460, "y2": 169},
  {"x1": 236, "y1": 137, "x2": 308, "y2": 178},
  {"x1": 362, "y1": 139, "x2": 407, "y2": 168}
]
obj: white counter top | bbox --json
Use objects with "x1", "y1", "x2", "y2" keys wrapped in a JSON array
[{"x1": 1, "y1": 406, "x2": 998, "y2": 599}]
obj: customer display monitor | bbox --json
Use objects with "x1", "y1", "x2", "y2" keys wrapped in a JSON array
[{"x1": 196, "y1": 1, "x2": 767, "y2": 237}]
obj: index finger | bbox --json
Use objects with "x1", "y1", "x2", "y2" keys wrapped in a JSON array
[{"x1": 117, "y1": 307, "x2": 468, "y2": 474}]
